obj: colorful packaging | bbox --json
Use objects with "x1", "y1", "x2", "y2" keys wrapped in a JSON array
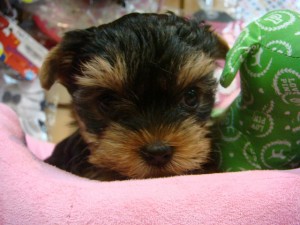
[{"x1": 0, "y1": 15, "x2": 48, "y2": 80}]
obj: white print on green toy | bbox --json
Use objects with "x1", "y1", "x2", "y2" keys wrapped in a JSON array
[
  {"x1": 255, "y1": 10, "x2": 296, "y2": 31},
  {"x1": 243, "y1": 46, "x2": 273, "y2": 78},
  {"x1": 221, "y1": 28, "x2": 250, "y2": 82},
  {"x1": 219, "y1": 107, "x2": 242, "y2": 142},
  {"x1": 242, "y1": 142, "x2": 261, "y2": 169},
  {"x1": 216, "y1": 9, "x2": 300, "y2": 171},
  {"x1": 250, "y1": 109, "x2": 274, "y2": 138},
  {"x1": 261, "y1": 141, "x2": 296, "y2": 168},
  {"x1": 273, "y1": 68, "x2": 300, "y2": 106},
  {"x1": 266, "y1": 40, "x2": 292, "y2": 56}
]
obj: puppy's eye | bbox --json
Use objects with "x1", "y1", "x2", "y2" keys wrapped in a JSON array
[
  {"x1": 181, "y1": 88, "x2": 199, "y2": 109},
  {"x1": 98, "y1": 92, "x2": 117, "y2": 112}
]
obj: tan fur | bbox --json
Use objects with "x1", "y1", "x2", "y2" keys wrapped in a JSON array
[
  {"x1": 80, "y1": 117, "x2": 212, "y2": 179},
  {"x1": 76, "y1": 56, "x2": 127, "y2": 93},
  {"x1": 39, "y1": 45, "x2": 74, "y2": 90},
  {"x1": 177, "y1": 54, "x2": 216, "y2": 89},
  {"x1": 39, "y1": 45, "x2": 60, "y2": 89},
  {"x1": 213, "y1": 31, "x2": 230, "y2": 59}
]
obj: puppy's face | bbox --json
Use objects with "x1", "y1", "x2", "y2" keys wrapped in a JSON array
[{"x1": 41, "y1": 13, "x2": 228, "y2": 179}]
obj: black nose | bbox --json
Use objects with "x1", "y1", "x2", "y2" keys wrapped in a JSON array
[{"x1": 140, "y1": 142, "x2": 174, "y2": 167}]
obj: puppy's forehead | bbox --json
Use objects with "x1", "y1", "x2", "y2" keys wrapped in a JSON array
[
  {"x1": 177, "y1": 54, "x2": 215, "y2": 89},
  {"x1": 76, "y1": 14, "x2": 217, "y2": 93},
  {"x1": 77, "y1": 53, "x2": 215, "y2": 95}
]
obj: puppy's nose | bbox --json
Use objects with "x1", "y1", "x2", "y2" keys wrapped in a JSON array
[{"x1": 140, "y1": 142, "x2": 174, "y2": 167}]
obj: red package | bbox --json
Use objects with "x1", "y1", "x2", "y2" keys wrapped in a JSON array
[{"x1": 0, "y1": 15, "x2": 48, "y2": 80}]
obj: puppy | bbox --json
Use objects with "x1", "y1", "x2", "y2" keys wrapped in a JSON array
[{"x1": 40, "y1": 12, "x2": 228, "y2": 181}]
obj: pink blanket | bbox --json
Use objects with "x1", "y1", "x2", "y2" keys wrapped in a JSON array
[{"x1": 0, "y1": 103, "x2": 300, "y2": 225}]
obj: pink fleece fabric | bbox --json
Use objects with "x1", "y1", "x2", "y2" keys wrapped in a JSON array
[{"x1": 0, "y1": 103, "x2": 300, "y2": 225}]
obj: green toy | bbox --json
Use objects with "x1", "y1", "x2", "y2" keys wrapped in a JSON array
[{"x1": 217, "y1": 9, "x2": 300, "y2": 171}]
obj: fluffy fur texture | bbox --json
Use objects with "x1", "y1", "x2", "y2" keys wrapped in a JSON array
[{"x1": 41, "y1": 12, "x2": 228, "y2": 181}]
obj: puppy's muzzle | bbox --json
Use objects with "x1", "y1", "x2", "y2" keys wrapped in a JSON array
[{"x1": 140, "y1": 142, "x2": 174, "y2": 167}]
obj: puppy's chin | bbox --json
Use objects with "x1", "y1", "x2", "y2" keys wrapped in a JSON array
[{"x1": 80, "y1": 117, "x2": 212, "y2": 179}]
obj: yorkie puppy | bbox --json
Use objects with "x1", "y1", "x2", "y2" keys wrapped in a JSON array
[{"x1": 40, "y1": 12, "x2": 228, "y2": 181}]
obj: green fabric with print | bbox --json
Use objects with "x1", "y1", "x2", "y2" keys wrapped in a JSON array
[{"x1": 216, "y1": 9, "x2": 300, "y2": 171}]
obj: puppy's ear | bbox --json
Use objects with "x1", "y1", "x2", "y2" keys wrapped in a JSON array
[
  {"x1": 39, "y1": 45, "x2": 70, "y2": 90},
  {"x1": 39, "y1": 29, "x2": 94, "y2": 91},
  {"x1": 211, "y1": 31, "x2": 229, "y2": 59}
]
